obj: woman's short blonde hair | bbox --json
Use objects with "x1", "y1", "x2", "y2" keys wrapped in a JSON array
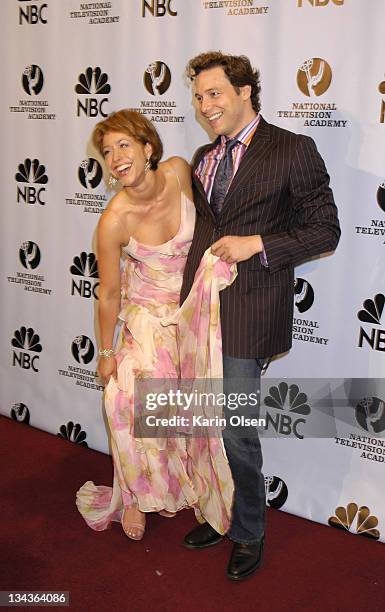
[{"x1": 92, "y1": 109, "x2": 163, "y2": 170}]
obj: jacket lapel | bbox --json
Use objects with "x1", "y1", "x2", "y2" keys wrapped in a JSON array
[{"x1": 192, "y1": 140, "x2": 218, "y2": 221}]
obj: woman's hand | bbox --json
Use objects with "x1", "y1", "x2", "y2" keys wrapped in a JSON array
[{"x1": 98, "y1": 356, "x2": 117, "y2": 385}]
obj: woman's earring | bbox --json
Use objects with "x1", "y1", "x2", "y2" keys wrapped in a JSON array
[
  {"x1": 109, "y1": 174, "x2": 118, "y2": 187},
  {"x1": 144, "y1": 158, "x2": 151, "y2": 173}
]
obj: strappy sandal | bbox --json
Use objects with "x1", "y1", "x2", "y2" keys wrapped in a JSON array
[{"x1": 122, "y1": 507, "x2": 146, "y2": 540}]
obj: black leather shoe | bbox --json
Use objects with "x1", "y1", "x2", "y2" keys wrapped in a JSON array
[
  {"x1": 183, "y1": 522, "x2": 224, "y2": 549},
  {"x1": 226, "y1": 537, "x2": 264, "y2": 581}
]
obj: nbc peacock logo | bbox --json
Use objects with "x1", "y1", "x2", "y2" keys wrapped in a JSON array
[
  {"x1": 328, "y1": 503, "x2": 380, "y2": 540},
  {"x1": 57, "y1": 421, "x2": 88, "y2": 447},
  {"x1": 11, "y1": 326, "x2": 42, "y2": 372},
  {"x1": 70, "y1": 252, "x2": 99, "y2": 299},
  {"x1": 75, "y1": 67, "x2": 111, "y2": 95},
  {"x1": 75, "y1": 67, "x2": 110, "y2": 118},
  {"x1": 357, "y1": 293, "x2": 385, "y2": 352},
  {"x1": 263, "y1": 382, "x2": 311, "y2": 439},
  {"x1": 15, "y1": 159, "x2": 48, "y2": 205}
]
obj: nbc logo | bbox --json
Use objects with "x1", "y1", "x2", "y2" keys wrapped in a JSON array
[
  {"x1": 297, "y1": 58, "x2": 332, "y2": 97},
  {"x1": 297, "y1": 0, "x2": 344, "y2": 6},
  {"x1": 142, "y1": 0, "x2": 177, "y2": 17},
  {"x1": 11, "y1": 326, "x2": 42, "y2": 372},
  {"x1": 263, "y1": 382, "x2": 311, "y2": 439},
  {"x1": 144, "y1": 61, "x2": 171, "y2": 96},
  {"x1": 78, "y1": 158, "x2": 103, "y2": 190},
  {"x1": 71, "y1": 336, "x2": 95, "y2": 365},
  {"x1": 328, "y1": 503, "x2": 380, "y2": 540},
  {"x1": 19, "y1": 241, "x2": 41, "y2": 270},
  {"x1": 357, "y1": 293, "x2": 385, "y2": 352},
  {"x1": 70, "y1": 252, "x2": 99, "y2": 299},
  {"x1": 57, "y1": 421, "x2": 88, "y2": 446},
  {"x1": 15, "y1": 159, "x2": 48, "y2": 205},
  {"x1": 22, "y1": 64, "x2": 44, "y2": 95},
  {"x1": 75, "y1": 67, "x2": 110, "y2": 118},
  {"x1": 19, "y1": 1, "x2": 48, "y2": 25}
]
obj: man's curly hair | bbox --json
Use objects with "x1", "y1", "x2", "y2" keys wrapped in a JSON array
[{"x1": 186, "y1": 51, "x2": 261, "y2": 114}]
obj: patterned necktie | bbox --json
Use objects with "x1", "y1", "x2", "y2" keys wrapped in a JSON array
[{"x1": 210, "y1": 138, "x2": 238, "y2": 215}]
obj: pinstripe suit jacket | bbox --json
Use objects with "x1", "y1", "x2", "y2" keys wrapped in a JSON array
[{"x1": 180, "y1": 116, "x2": 340, "y2": 358}]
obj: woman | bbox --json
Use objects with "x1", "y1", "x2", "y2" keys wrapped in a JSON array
[{"x1": 76, "y1": 110, "x2": 234, "y2": 541}]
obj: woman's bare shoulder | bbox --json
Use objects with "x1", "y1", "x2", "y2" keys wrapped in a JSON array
[
  {"x1": 162, "y1": 156, "x2": 192, "y2": 197},
  {"x1": 98, "y1": 192, "x2": 130, "y2": 239},
  {"x1": 165, "y1": 156, "x2": 191, "y2": 178}
]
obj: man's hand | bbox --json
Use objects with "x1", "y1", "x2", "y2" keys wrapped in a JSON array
[{"x1": 211, "y1": 235, "x2": 264, "y2": 263}]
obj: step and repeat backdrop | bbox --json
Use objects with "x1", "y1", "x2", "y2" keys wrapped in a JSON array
[{"x1": 1, "y1": 0, "x2": 385, "y2": 542}]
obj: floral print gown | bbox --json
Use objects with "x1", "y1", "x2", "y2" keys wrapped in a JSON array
[{"x1": 76, "y1": 193, "x2": 236, "y2": 534}]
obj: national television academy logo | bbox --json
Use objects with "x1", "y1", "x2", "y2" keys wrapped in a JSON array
[
  {"x1": 356, "y1": 397, "x2": 385, "y2": 435},
  {"x1": 379, "y1": 75, "x2": 385, "y2": 123},
  {"x1": 265, "y1": 476, "x2": 288, "y2": 509},
  {"x1": 78, "y1": 158, "x2": 103, "y2": 189},
  {"x1": 297, "y1": 58, "x2": 332, "y2": 97},
  {"x1": 22, "y1": 65, "x2": 44, "y2": 95},
  {"x1": 19, "y1": 241, "x2": 41, "y2": 269},
  {"x1": 294, "y1": 278, "x2": 314, "y2": 313},
  {"x1": 144, "y1": 62, "x2": 171, "y2": 96},
  {"x1": 377, "y1": 181, "x2": 385, "y2": 212},
  {"x1": 71, "y1": 335, "x2": 95, "y2": 365},
  {"x1": 11, "y1": 402, "x2": 30, "y2": 424}
]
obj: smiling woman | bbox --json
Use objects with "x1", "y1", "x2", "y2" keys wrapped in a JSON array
[
  {"x1": 92, "y1": 109, "x2": 163, "y2": 173},
  {"x1": 75, "y1": 109, "x2": 234, "y2": 543}
]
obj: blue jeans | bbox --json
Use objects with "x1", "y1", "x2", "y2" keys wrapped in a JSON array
[{"x1": 223, "y1": 355, "x2": 265, "y2": 544}]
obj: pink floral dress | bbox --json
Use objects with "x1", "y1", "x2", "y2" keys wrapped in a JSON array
[{"x1": 76, "y1": 193, "x2": 236, "y2": 534}]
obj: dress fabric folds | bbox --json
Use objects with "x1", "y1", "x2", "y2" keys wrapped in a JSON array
[{"x1": 76, "y1": 194, "x2": 236, "y2": 534}]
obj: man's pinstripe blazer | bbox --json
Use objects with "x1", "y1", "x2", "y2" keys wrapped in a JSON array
[{"x1": 180, "y1": 116, "x2": 341, "y2": 359}]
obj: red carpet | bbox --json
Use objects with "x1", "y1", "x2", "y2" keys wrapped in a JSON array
[{"x1": 1, "y1": 415, "x2": 384, "y2": 611}]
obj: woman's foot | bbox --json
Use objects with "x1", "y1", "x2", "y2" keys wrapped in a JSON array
[
  {"x1": 158, "y1": 510, "x2": 176, "y2": 518},
  {"x1": 122, "y1": 507, "x2": 146, "y2": 540}
]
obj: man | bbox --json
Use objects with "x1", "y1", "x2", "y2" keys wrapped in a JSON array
[{"x1": 180, "y1": 52, "x2": 340, "y2": 581}]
